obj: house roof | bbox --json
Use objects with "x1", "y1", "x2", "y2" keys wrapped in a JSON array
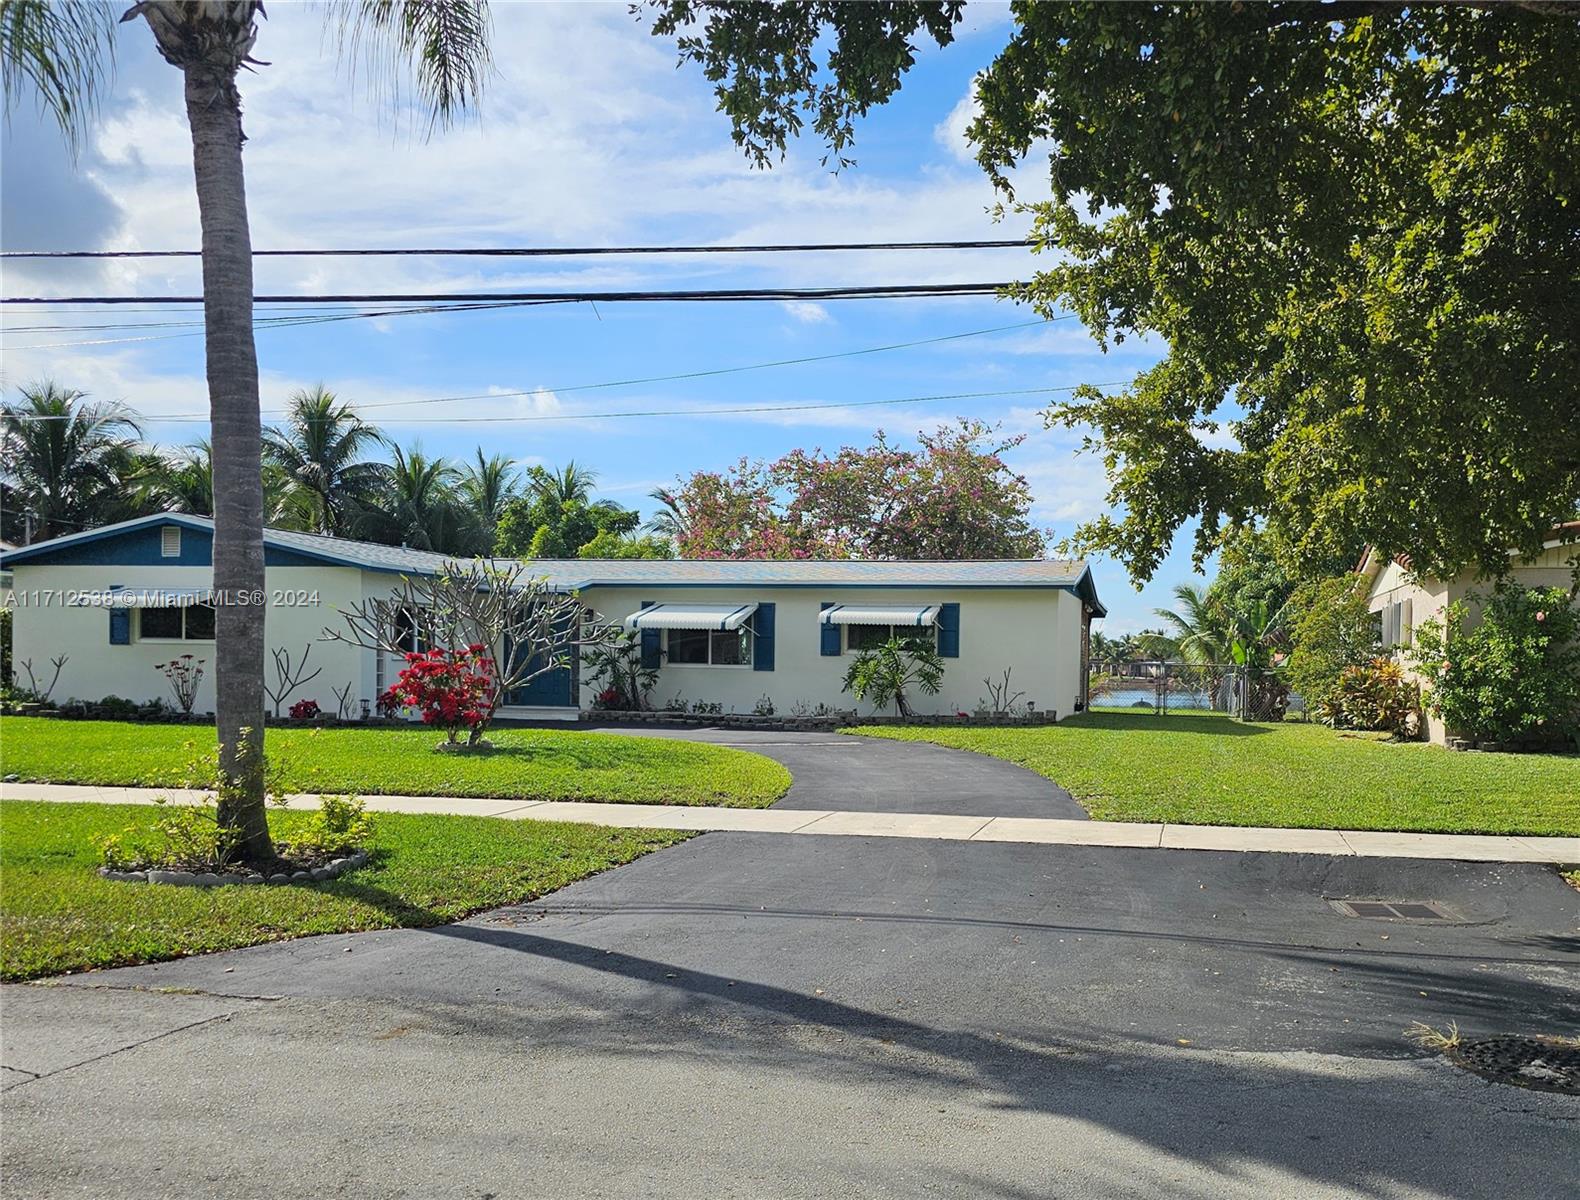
[
  {"x1": 1355, "y1": 520, "x2": 1580, "y2": 582},
  {"x1": 0, "y1": 513, "x2": 1107, "y2": 615}
]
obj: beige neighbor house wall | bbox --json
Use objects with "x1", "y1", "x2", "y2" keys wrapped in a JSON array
[
  {"x1": 578, "y1": 585, "x2": 1088, "y2": 719},
  {"x1": 7, "y1": 561, "x2": 373, "y2": 717},
  {"x1": 1362, "y1": 541, "x2": 1579, "y2": 745}
]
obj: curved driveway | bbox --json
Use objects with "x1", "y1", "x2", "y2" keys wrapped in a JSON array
[{"x1": 592, "y1": 725, "x2": 1087, "y2": 819}]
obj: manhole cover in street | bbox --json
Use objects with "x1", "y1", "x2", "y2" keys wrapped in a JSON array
[
  {"x1": 1447, "y1": 1036, "x2": 1580, "y2": 1096},
  {"x1": 1329, "y1": 899, "x2": 1456, "y2": 921}
]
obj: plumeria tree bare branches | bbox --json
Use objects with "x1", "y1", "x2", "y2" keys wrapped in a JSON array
[{"x1": 324, "y1": 561, "x2": 618, "y2": 737}]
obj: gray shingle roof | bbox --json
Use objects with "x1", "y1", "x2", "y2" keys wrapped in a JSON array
[{"x1": 0, "y1": 513, "x2": 1105, "y2": 613}]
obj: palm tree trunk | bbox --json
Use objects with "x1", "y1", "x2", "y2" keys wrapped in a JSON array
[{"x1": 181, "y1": 63, "x2": 274, "y2": 864}]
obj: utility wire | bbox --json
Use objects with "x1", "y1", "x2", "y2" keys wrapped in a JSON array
[
  {"x1": 11, "y1": 383, "x2": 1115, "y2": 427},
  {"x1": 1, "y1": 238, "x2": 1029, "y2": 261},
  {"x1": 1, "y1": 282, "x2": 1014, "y2": 306},
  {"x1": 4, "y1": 317, "x2": 1070, "y2": 421},
  {"x1": 352, "y1": 317, "x2": 1067, "y2": 411}
]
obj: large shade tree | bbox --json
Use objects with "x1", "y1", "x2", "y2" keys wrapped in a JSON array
[
  {"x1": 0, "y1": 382, "x2": 142, "y2": 541},
  {"x1": 648, "y1": 1, "x2": 1580, "y2": 584},
  {"x1": 2, "y1": 0, "x2": 493, "y2": 864}
]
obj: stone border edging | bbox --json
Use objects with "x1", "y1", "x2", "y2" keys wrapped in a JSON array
[{"x1": 98, "y1": 849, "x2": 370, "y2": 887}]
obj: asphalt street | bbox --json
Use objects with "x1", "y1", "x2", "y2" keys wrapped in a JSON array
[{"x1": 2, "y1": 733, "x2": 1576, "y2": 1198}]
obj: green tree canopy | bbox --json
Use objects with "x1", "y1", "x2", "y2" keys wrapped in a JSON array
[
  {"x1": 651, "y1": 1, "x2": 1580, "y2": 584},
  {"x1": 493, "y1": 464, "x2": 646, "y2": 559}
]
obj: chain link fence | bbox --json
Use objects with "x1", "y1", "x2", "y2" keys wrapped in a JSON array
[{"x1": 1089, "y1": 663, "x2": 1301, "y2": 722}]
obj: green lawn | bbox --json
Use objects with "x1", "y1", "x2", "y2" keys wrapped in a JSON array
[
  {"x1": 0, "y1": 799, "x2": 691, "y2": 981},
  {"x1": 0, "y1": 717, "x2": 791, "y2": 808},
  {"x1": 850, "y1": 712, "x2": 1580, "y2": 836}
]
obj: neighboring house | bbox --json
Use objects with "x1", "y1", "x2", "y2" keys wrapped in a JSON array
[
  {"x1": 0, "y1": 513, "x2": 1105, "y2": 720},
  {"x1": 0, "y1": 539, "x2": 14, "y2": 593},
  {"x1": 1357, "y1": 523, "x2": 1579, "y2": 744}
]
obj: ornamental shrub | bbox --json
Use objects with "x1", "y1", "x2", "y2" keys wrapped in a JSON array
[
  {"x1": 288, "y1": 698, "x2": 322, "y2": 721},
  {"x1": 1412, "y1": 582, "x2": 1580, "y2": 746},
  {"x1": 1334, "y1": 657, "x2": 1420, "y2": 737},
  {"x1": 1284, "y1": 576, "x2": 1377, "y2": 724},
  {"x1": 842, "y1": 635, "x2": 945, "y2": 717},
  {"x1": 389, "y1": 645, "x2": 495, "y2": 744}
]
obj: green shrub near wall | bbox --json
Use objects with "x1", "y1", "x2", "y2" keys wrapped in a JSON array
[{"x1": 1412, "y1": 582, "x2": 1580, "y2": 747}]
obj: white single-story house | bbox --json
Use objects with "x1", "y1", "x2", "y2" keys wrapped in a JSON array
[
  {"x1": 0, "y1": 513, "x2": 1106, "y2": 720},
  {"x1": 1358, "y1": 522, "x2": 1578, "y2": 744}
]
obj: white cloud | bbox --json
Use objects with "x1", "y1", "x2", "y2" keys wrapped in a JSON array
[
  {"x1": 934, "y1": 82, "x2": 981, "y2": 165},
  {"x1": 780, "y1": 301, "x2": 831, "y2": 325}
]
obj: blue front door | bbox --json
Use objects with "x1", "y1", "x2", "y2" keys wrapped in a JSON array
[{"x1": 503, "y1": 631, "x2": 575, "y2": 707}]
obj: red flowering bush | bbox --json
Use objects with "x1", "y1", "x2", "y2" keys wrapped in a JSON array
[
  {"x1": 288, "y1": 698, "x2": 322, "y2": 721},
  {"x1": 389, "y1": 645, "x2": 496, "y2": 744}
]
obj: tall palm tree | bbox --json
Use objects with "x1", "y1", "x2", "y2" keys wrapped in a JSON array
[
  {"x1": 136, "y1": 438, "x2": 308, "y2": 528},
  {"x1": 458, "y1": 449, "x2": 519, "y2": 550},
  {"x1": 357, "y1": 444, "x2": 482, "y2": 555},
  {"x1": 2, "y1": 0, "x2": 493, "y2": 863},
  {"x1": 263, "y1": 386, "x2": 386, "y2": 537},
  {"x1": 528, "y1": 461, "x2": 598, "y2": 508},
  {"x1": 645, "y1": 485, "x2": 691, "y2": 541},
  {"x1": 1154, "y1": 583, "x2": 1230, "y2": 664},
  {"x1": 0, "y1": 382, "x2": 142, "y2": 541}
]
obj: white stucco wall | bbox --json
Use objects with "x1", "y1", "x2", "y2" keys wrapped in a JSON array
[
  {"x1": 1365, "y1": 546, "x2": 1579, "y2": 744},
  {"x1": 577, "y1": 586, "x2": 1087, "y2": 719},
  {"x1": 7, "y1": 562, "x2": 375, "y2": 716}
]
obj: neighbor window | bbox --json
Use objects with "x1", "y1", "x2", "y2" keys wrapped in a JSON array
[
  {"x1": 666, "y1": 627, "x2": 751, "y2": 666},
  {"x1": 846, "y1": 624, "x2": 935, "y2": 653},
  {"x1": 139, "y1": 604, "x2": 215, "y2": 641}
]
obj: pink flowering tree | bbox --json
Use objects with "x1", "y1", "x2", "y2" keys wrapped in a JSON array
[{"x1": 669, "y1": 420, "x2": 1046, "y2": 560}]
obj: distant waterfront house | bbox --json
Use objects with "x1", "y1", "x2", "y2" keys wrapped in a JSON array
[
  {"x1": 1357, "y1": 523, "x2": 1579, "y2": 744},
  {"x1": 0, "y1": 514, "x2": 1105, "y2": 720}
]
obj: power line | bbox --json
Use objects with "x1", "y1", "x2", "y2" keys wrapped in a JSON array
[
  {"x1": 1, "y1": 282, "x2": 1014, "y2": 306},
  {"x1": 2, "y1": 299, "x2": 574, "y2": 349},
  {"x1": 1, "y1": 238, "x2": 1029, "y2": 261},
  {"x1": 353, "y1": 317, "x2": 1066, "y2": 411},
  {"x1": 12, "y1": 383, "x2": 1116, "y2": 427},
  {"x1": 4, "y1": 317, "x2": 1070, "y2": 421}
]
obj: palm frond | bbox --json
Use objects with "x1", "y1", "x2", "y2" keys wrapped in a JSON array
[
  {"x1": 331, "y1": 0, "x2": 492, "y2": 133},
  {"x1": 0, "y1": 0, "x2": 117, "y2": 150}
]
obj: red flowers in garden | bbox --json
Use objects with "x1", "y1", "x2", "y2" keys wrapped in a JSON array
[{"x1": 389, "y1": 645, "x2": 496, "y2": 742}]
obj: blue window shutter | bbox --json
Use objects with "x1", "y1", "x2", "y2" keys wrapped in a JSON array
[
  {"x1": 819, "y1": 602, "x2": 841, "y2": 656},
  {"x1": 937, "y1": 603, "x2": 960, "y2": 658},
  {"x1": 751, "y1": 603, "x2": 775, "y2": 671},
  {"x1": 638, "y1": 600, "x2": 661, "y2": 670},
  {"x1": 109, "y1": 608, "x2": 131, "y2": 645}
]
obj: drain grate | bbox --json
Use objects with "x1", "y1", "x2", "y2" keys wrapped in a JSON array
[
  {"x1": 1448, "y1": 1036, "x2": 1580, "y2": 1096},
  {"x1": 1330, "y1": 898, "x2": 1456, "y2": 921}
]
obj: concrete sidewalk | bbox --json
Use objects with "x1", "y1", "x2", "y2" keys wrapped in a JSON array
[{"x1": 4, "y1": 781, "x2": 1576, "y2": 863}]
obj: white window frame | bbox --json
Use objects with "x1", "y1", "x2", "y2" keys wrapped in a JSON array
[{"x1": 664, "y1": 626, "x2": 754, "y2": 668}]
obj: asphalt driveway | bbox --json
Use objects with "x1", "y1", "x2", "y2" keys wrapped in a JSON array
[
  {"x1": 5, "y1": 826, "x2": 1576, "y2": 1198},
  {"x1": 591, "y1": 724, "x2": 1089, "y2": 818}
]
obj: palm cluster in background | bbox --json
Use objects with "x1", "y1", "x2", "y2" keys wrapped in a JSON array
[
  {"x1": 0, "y1": 381, "x2": 671, "y2": 560},
  {"x1": 1090, "y1": 530, "x2": 1302, "y2": 669}
]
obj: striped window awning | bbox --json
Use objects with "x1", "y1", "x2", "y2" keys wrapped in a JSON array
[
  {"x1": 623, "y1": 602, "x2": 760, "y2": 632},
  {"x1": 819, "y1": 604, "x2": 941, "y2": 627},
  {"x1": 68, "y1": 588, "x2": 213, "y2": 608}
]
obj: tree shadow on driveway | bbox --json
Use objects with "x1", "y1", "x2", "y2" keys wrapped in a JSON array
[{"x1": 418, "y1": 920, "x2": 1576, "y2": 1199}]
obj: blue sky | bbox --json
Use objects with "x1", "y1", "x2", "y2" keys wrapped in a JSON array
[{"x1": 0, "y1": 1, "x2": 1209, "y2": 633}]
